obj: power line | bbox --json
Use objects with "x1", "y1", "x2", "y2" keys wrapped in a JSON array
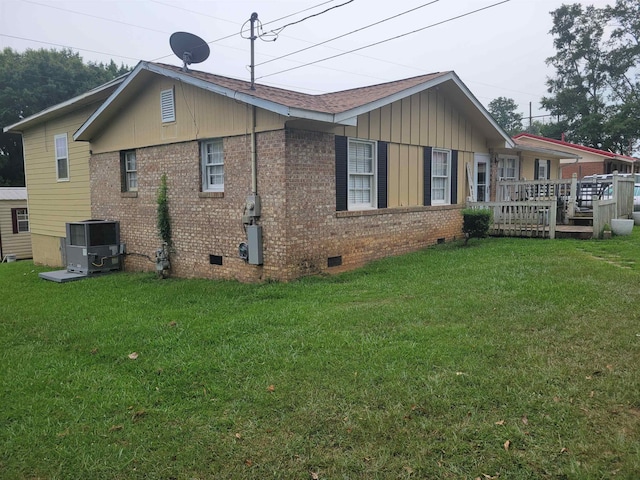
[
  {"x1": 20, "y1": 0, "x2": 170, "y2": 35},
  {"x1": 256, "y1": 1, "x2": 440, "y2": 67},
  {"x1": 262, "y1": 0, "x2": 355, "y2": 38},
  {"x1": 0, "y1": 34, "x2": 141, "y2": 63},
  {"x1": 151, "y1": 0, "x2": 346, "y2": 61},
  {"x1": 257, "y1": 0, "x2": 513, "y2": 80}
]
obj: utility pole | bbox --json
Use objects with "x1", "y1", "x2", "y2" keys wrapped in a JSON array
[{"x1": 250, "y1": 12, "x2": 258, "y2": 91}]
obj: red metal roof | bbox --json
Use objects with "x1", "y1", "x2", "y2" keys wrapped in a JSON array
[{"x1": 513, "y1": 133, "x2": 637, "y2": 163}]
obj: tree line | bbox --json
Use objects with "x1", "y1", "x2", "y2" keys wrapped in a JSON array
[
  {"x1": 0, "y1": 48, "x2": 130, "y2": 186},
  {"x1": 490, "y1": 0, "x2": 639, "y2": 156}
]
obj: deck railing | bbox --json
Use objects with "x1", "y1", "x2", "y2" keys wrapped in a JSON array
[
  {"x1": 467, "y1": 201, "x2": 557, "y2": 239},
  {"x1": 497, "y1": 179, "x2": 573, "y2": 203},
  {"x1": 592, "y1": 199, "x2": 617, "y2": 238}
]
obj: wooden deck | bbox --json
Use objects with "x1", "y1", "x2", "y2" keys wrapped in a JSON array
[{"x1": 555, "y1": 225, "x2": 594, "y2": 239}]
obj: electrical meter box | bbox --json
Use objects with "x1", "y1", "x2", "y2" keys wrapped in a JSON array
[
  {"x1": 65, "y1": 220, "x2": 123, "y2": 274},
  {"x1": 246, "y1": 224, "x2": 263, "y2": 265}
]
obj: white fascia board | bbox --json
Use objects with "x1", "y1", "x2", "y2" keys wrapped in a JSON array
[
  {"x1": 332, "y1": 73, "x2": 454, "y2": 124},
  {"x1": 4, "y1": 75, "x2": 126, "y2": 134},
  {"x1": 450, "y1": 74, "x2": 514, "y2": 148},
  {"x1": 518, "y1": 145, "x2": 581, "y2": 160},
  {"x1": 74, "y1": 62, "x2": 149, "y2": 140},
  {"x1": 144, "y1": 63, "x2": 295, "y2": 117}
]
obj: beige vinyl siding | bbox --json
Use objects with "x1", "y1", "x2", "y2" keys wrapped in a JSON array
[
  {"x1": 22, "y1": 105, "x2": 95, "y2": 238},
  {"x1": 90, "y1": 77, "x2": 287, "y2": 154},
  {"x1": 0, "y1": 201, "x2": 32, "y2": 259},
  {"x1": 520, "y1": 155, "x2": 560, "y2": 180},
  {"x1": 30, "y1": 233, "x2": 63, "y2": 266},
  {"x1": 334, "y1": 88, "x2": 488, "y2": 207}
]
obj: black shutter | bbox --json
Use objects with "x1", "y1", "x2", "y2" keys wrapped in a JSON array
[
  {"x1": 377, "y1": 141, "x2": 388, "y2": 209},
  {"x1": 120, "y1": 152, "x2": 127, "y2": 192},
  {"x1": 423, "y1": 146, "x2": 432, "y2": 206},
  {"x1": 451, "y1": 150, "x2": 458, "y2": 205},
  {"x1": 11, "y1": 208, "x2": 18, "y2": 234},
  {"x1": 335, "y1": 136, "x2": 348, "y2": 211},
  {"x1": 546, "y1": 160, "x2": 551, "y2": 179},
  {"x1": 534, "y1": 159, "x2": 540, "y2": 180}
]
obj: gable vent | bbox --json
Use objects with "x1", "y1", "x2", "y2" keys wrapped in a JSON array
[{"x1": 160, "y1": 88, "x2": 175, "y2": 123}]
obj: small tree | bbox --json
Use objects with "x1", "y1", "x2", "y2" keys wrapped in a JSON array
[
  {"x1": 156, "y1": 174, "x2": 171, "y2": 278},
  {"x1": 462, "y1": 208, "x2": 493, "y2": 245},
  {"x1": 157, "y1": 174, "x2": 171, "y2": 246}
]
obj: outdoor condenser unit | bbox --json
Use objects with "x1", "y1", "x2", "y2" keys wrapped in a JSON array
[{"x1": 65, "y1": 220, "x2": 124, "y2": 275}]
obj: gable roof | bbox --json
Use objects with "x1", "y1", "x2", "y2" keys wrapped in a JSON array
[
  {"x1": 0, "y1": 187, "x2": 27, "y2": 201},
  {"x1": 74, "y1": 61, "x2": 513, "y2": 146},
  {"x1": 514, "y1": 133, "x2": 637, "y2": 164},
  {"x1": 3, "y1": 74, "x2": 127, "y2": 134}
]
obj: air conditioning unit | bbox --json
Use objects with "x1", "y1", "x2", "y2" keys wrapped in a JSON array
[{"x1": 65, "y1": 220, "x2": 124, "y2": 275}]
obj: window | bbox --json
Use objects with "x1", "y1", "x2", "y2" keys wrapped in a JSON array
[
  {"x1": 498, "y1": 156, "x2": 518, "y2": 180},
  {"x1": 160, "y1": 88, "x2": 175, "y2": 123},
  {"x1": 535, "y1": 158, "x2": 550, "y2": 180},
  {"x1": 121, "y1": 151, "x2": 138, "y2": 192},
  {"x1": 348, "y1": 139, "x2": 376, "y2": 209},
  {"x1": 11, "y1": 208, "x2": 29, "y2": 233},
  {"x1": 201, "y1": 140, "x2": 224, "y2": 192},
  {"x1": 431, "y1": 149, "x2": 451, "y2": 204},
  {"x1": 54, "y1": 133, "x2": 69, "y2": 181}
]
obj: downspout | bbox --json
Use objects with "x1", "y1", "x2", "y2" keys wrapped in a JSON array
[{"x1": 251, "y1": 106, "x2": 257, "y2": 195}]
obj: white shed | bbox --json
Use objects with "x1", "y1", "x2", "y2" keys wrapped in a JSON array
[{"x1": 0, "y1": 188, "x2": 32, "y2": 261}]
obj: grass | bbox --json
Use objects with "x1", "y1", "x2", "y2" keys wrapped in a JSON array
[{"x1": 1, "y1": 231, "x2": 639, "y2": 479}]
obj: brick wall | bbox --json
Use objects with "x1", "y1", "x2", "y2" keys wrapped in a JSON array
[
  {"x1": 280, "y1": 128, "x2": 462, "y2": 280},
  {"x1": 561, "y1": 162, "x2": 604, "y2": 179},
  {"x1": 90, "y1": 128, "x2": 463, "y2": 282}
]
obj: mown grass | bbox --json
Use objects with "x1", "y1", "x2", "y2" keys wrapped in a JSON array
[{"x1": 1, "y1": 231, "x2": 639, "y2": 479}]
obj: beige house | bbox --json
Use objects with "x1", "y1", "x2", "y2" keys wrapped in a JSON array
[
  {"x1": 514, "y1": 133, "x2": 638, "y2": 178},
  {"x1": 3, "y1": 76, "x2": 125, "y2": 266},
  {"x1": 5, "y1": 61, "x2": 571, "y2": 280},
  {"x1": 0, "y1": 187, "x2": 31, "y2": 260}
]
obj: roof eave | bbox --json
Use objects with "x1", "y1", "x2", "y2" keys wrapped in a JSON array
[
  {"x1": 4, "y1": 74, "x2": 126, "y2": 134},
  {"x1": 74, "y1": 62, "x2": 301, "y2": 141}
]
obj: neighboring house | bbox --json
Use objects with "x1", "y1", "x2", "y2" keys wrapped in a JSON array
[
  {"x1": 514, "y1": 133, "x2": 638, "y2": 178},
  {"x1": 8, "y1": 61, "x2": 561, "y2": 281},
  {"x1": 3, "y1": 75, "x2": 126, "y2": 266},
  {"x1": 0, "y1": 187, "x2": 32, "y2": 260}
]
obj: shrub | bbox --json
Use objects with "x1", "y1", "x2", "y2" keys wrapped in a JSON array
[{"x1": 462, "y1": 208, "x2": 492, "y2": 244}]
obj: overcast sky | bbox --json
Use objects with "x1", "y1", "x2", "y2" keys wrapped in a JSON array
[{"x1": 1, "y1": 0, "x2": 612, "y2": 121}]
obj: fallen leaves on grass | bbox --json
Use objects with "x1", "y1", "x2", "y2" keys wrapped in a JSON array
[
  {"x1": 560, "y1": 447, "x2": 569, "y2": 454},
  {"x1": 503, "y1": 440, "x2": 511, "y2": 451},
  {"x1": 310, "y1": 472, "x2": 319, "y2": 480},
  {"x1": 109, "y1": 425, "x2": 123, "y2": 432},
  {"x1": 131, "y1": 410, "x2": 146, "y2": 422},
  {"x1": 521, "y1": 415, "x2": 528, "y2": 425},
  {"x1": 128, "y1": 352, "x2": 139, "y2": 360},
  {"x1": 267, "y1": 385, "x2": 275, "y2": 392},
  {"x1": 495, "y1": 420, "x2": 505, "y2": 426}
]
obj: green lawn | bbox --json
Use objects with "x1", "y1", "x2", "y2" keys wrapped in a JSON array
[{"x1": 1, "y1": 232, "x2": 639, "y2": 479}]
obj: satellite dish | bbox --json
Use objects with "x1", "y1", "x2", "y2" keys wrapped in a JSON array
[{"x1": 170, "y1": 32, "x2": 210, "y2": 71}]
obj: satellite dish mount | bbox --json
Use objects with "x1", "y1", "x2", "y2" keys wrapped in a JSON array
[{"x1": 170, "y1": 32, "x2": 210, "y2": 72}]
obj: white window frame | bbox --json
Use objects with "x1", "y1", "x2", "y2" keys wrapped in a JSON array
[
  {"x1": 537, "y1": 159, "x2": 548, "y2": 180},
  {"x1": 498, "y1": 156, "x2": 519, "y2": 180},
  {"x1": 123, "y1": 151, "x2": 138, "y2": 192},
  {"x1": 431, "y1": 148, "x2": 451, "y2": 205},
  {"x1": 54, "y1": 133, "x2": 69, "y2": 181},
  {"x1": 16, "y1": 208, "x2": 29, "y2": 233},
  {"x1": 201, "y1": 139, "x2": 224, "y2": 192},
  {"x1": 160, "y1": 88, "x2": 175, "y2": 123},
  {"x1": 347, "y1": 138, "x2": 377, "y2": 210}
]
